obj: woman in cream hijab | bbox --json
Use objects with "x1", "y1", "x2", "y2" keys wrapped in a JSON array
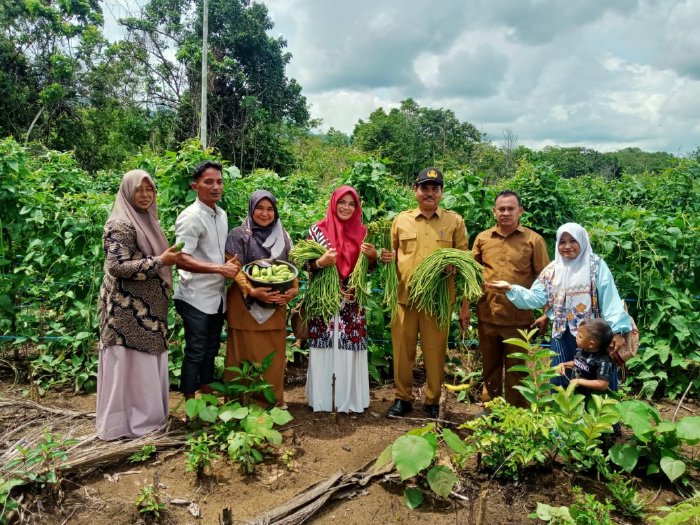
[{"x1": 97, "y1": 170, "x2": 180, "y2": 440}]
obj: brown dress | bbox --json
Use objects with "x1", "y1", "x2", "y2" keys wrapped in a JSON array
[{"x1": 225, "y1": 281, "x2": 288, "y2": 405}]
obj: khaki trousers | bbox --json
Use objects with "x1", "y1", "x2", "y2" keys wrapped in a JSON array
[
  {"x1": 478, "y1": 321, "x2": 531, "y2": 408},
  {"x1": 391, "y1": 303, "x2": 449, "y2": 405}
]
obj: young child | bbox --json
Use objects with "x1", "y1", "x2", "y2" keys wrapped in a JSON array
[{"x1": 556, "y1": 318, "x2": 614, "y2": 397}]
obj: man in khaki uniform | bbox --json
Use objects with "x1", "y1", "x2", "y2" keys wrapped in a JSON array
[
  {"x1": 471, "y1": 191, "x2": 550, "y2": 407},
  {"x1": 386, "y1": 167, "x2": 470, "y2": 418}
]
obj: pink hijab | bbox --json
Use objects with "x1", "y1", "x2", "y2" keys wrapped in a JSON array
[
  {"x1": 315, "y1": 186, "x2": 366, "y2": 280},
  {"x1": 106, "y1": 170, "x2": 172, "y2": 288}
]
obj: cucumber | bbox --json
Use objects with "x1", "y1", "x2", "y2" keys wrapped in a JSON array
[
  {"x1": 251, "y1": 265, "x2": 260, "y2": 278},
  {"x1": 173, "y1": 241, "x2": 185, "y2": 252}
]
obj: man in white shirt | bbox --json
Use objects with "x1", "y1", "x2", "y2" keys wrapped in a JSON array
[{"x1": 174, "y1": 161, "x2": 240, "y2": 399}]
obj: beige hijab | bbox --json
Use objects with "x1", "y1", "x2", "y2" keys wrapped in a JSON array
[{"x1": 106, "y1": 170, "x2": 172, "y2": 288}]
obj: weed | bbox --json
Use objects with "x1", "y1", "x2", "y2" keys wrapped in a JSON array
[
  {"x1": 134, "y1": 483, "x2": 165, "y2": 520},
  {"x1": 128, "y1": 445, "x2": 157, "y2": 464}
]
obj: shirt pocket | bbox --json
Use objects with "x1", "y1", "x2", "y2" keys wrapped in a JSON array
[{"x1": 399, "y1": 232, "x2": 417, "y2": 254}]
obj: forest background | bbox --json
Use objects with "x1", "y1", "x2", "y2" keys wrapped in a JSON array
[{"x1": 0, "y1": 0, "x2": 698, "y2": 403}]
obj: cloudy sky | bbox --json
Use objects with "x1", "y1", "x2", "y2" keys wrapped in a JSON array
[{"x1": 103, "y1": 0, "x2": 700, "y2": 154}]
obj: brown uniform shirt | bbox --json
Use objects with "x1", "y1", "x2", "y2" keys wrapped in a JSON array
[
  {"x1": 391, "y1": 207, "x2": 469, "y2": 305},
  {"x1": 473, "y1": 224, "x2": 550, "y2": 326}
]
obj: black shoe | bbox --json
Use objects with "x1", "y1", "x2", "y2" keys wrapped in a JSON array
[
  {"x1": 387, "y1": 399, "x2": 413, "y2": 417},
  {"x1": 424, "y1": 404, "x2": 439, "y2": 419}
]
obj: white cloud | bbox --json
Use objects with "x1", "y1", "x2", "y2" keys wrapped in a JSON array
[{"x1": 101, "y1": 0, "x2": 700, "y2": 154}]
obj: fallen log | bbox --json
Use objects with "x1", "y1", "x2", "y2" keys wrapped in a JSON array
[{"x1": 244, "y1": 459, "x2": 395, "y2": 525}]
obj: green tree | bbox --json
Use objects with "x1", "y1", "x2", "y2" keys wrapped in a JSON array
[
  {"x1": 0, "y1": 0, "x2": 104, "y2": 147},
  {"x1": 611, "y1": 147, "x2": 675, "y2": 175},
  {"x1": 532, "y1": 146, "x2": 619, "y2": 179},
  {"x1": 352, "y1": 98, "x2": 482, "y2": 183},
  {"x1": 122, "y1": 0, "x2": 311, "y2": 175}
]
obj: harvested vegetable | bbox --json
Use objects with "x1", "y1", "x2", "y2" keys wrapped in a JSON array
[
  {"x1": 173, "y1": 241, "x2": 185, "y2": 252},
  {"x1": 347, "y1": 226, "x2": 375, "y2": 307},
  {"x1": 371, "y1": 218, "x2": 398, "y2": 321},
  {"x1": 407, "y1": 248, "x2": 484, "y2": 330},
  {"x1": 290, "y1": 240, "x2": 341, "y2": 322},
  {"x1": 247, "y1": 263, "x2": 295, "y2": 283}
]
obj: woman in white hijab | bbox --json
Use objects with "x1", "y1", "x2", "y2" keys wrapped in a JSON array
[
  {"x1": 487, "y1": 223, "x2": 632, "y2": 390},
  {"x1": 97, "y1": 170, "x2": 180, "y2": 440}
]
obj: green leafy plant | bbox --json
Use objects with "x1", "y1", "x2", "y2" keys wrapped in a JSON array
[
  {"x1": 134, "y1": 483, "x2": 165, "y2": 520},
  {"x1": 550, "y1": 385, "x2": 620, "y2": 473},
  {"x1": 609, "y1": 401, "x2": 700, "y2": 484},
  {"x1": 0, "y1": 477, "x2": 23, "y2": 525},
  {"x1": 4, "y1": 432, "x2": 79, "y2": 487},
  {"x1": 128, "y1": 445, "x2": 157, "y2": 464},
  {"x1": 279, "y1": 448, "x2": 296, "y2": 470},
  {"x1": 208, "y1": 351, "x2": 277, "y2": 405},
  {"x1": 373, "y1": 424, "x2": 460, "y2": 509},
  {"x1": 650, "y1": 492, "x2": 700, "y2": 524},
  {"x1": 506, "y1": 328, "x2": 558, "y2": 412},
  {"x1": 186, "y1": 432, "x2": 221, "y2": 479},
  {"x1": 530, "y1": 486, "x2": 614, "y2": 524},
  {"x1": 1, "y1": 432, "x2": 79, "y2": 522},
  {"x1": 185, "y1": 357, "x2": 294, "y2": 475},
  {"x1": 457, "y1": 398, "x2": 554, "y2": 480},
  {"x1": 605, "y1": 474, "x2": 645, "y2": 519}
]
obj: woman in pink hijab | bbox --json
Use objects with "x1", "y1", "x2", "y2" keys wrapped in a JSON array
[
  {"x1": 305, "y1": 186, "x2": 378, "y2": 413},
  {"x1": 96, "y1": 170, "x2": 180, "y2": 440}
]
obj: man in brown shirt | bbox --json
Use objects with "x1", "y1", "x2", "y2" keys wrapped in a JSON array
[
  {"x1": 472, "y1": 190, "x2": 550, "y2": 407},
  {"x1": 387, "y1": 167, "x2": 470, "y2": 418}
]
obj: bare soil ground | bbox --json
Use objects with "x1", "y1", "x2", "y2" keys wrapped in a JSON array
[{"x1": 0, "y1": 361, "x2": 696, "y2": 525}]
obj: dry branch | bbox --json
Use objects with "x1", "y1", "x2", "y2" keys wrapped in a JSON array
[
  {"x1": 0, "y1": 399, "x2": 95, "y2": 419},
  {"x1": 244, "y1": 459, "x2": 395, "y2": 525},
  {"x1": 0, "y1": 411, "x2": 187, "y2": 489}
]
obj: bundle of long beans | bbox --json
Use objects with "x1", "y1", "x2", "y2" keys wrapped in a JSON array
[
  {"x1": 372, "y1": 219, "x2": 398, "y2": 320},
  {"x1": 347, "y1": 225, "x2": 377, "y2": 307},
  {"x1": 407, "y1": 248, "x2": 484, "y2": 330},
  {"x1": 290, "y1": 240, "x2": 341, "y2": 322}
]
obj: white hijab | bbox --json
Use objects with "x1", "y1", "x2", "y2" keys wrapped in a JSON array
[
  {"x1": 543, "y1": 222, "x2": 600, "y2": 337},
  {"x1": 552, "y1": 222, "x2": 593, "y2": 293}
]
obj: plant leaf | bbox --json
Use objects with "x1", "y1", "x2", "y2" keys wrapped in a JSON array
[
  {"x1": 269, "y1": 407, "x2": 294, "y2": 426},
  {"x1": 373, "y1": 444, "x2": 394, "y2": 472},
  {"x1": 391, "y1": 435, "x2": 434, "y2": 481},
  {"x1": 426, "y1": 465, "x2": 458, "y2": 498},
  {"x1": 442, "y1": 428, "x2": 468, "y2": 454},
  {"x1": 676, "y1": 416, "x2": 700, "y2": 442},
  {"x1": 609, "y1": 443, "x2": 639, "y2": 472},
  {"x1": 218, "y1": 405, "x2": 248, "y2": 422},
  {"x1": 617, "y1": 400, "x2": 656, "y2": 436},
  {"x1": 660, "y1": 456, "x2": 685, "y2": 482},
  {"x1": 199, "y1": 405, "x2": 219, "y2": 423},
  {"x1": 403, "y1": 487, "x2": 424, "y2": 509}
]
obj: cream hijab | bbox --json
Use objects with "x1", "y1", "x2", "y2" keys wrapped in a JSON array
[{"x1": 106, "y1": 170, "x2": 172, "y2": 288}]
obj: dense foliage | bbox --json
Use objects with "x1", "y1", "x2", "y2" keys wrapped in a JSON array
[{"x1": 1, "y1": 135, "x2": 698, "y2": 401}]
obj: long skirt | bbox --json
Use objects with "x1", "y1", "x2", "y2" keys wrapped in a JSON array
[
  {"x1": 306, "y1": 313, "x2": 370, "y2": 413},
  {"x1": 96, "y1": 345, "x2": 169, "y2": 440}
]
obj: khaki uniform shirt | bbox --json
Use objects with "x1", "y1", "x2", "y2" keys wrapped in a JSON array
[
  {"x1": 391, "y1": 207, "x2": 469, "y2": 305},
  {"x1": 472, "y1": 224, "x2": 550, "y2": 326}
]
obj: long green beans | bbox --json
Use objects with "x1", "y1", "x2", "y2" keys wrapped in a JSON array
[
  {"x1": 348, "y1": 231, "x2": 372, "y2": 307},
  {"x1": 289, "y1": 240, "x2": 341, "y2": 323},
  {"x1": 407, "y1": 248, "x2": 484, "y2": 330},
  {"x1": 372, "y1": 219, "x2": 398, "y2": 321}
]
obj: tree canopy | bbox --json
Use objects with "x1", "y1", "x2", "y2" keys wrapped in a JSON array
[{"x1": 352, "y1": 98, "x2": 482, "y2": 183}]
